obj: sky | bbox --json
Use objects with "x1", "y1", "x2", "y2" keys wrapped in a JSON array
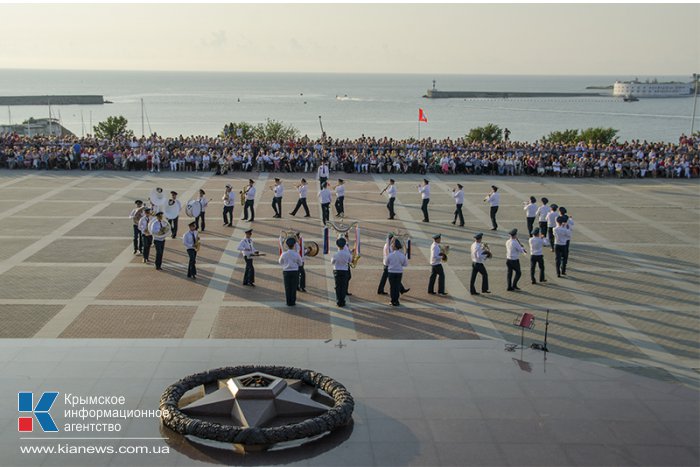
[{"x1": 0, "y1": 3, "x2": 698, "y2": 75}]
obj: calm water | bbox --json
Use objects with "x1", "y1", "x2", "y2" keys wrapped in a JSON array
[{"x1": 1, "y1": 69, "x2": 695, "y2": 142}]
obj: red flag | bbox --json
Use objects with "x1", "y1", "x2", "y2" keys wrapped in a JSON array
[{"x1": 418, "y1": 108, "x2": 428, "y2": 123}]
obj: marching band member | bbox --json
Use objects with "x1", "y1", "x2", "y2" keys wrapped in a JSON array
[
  {"x1": 523, "y1": 196, "x2": 538, "y2": 236},
  {"x1": 242, "y1": 179, "x2": 256, "y2": 222},
  {"x1": 295, "y1": 232, "x2": 306, "y2": 292},
  {"x1": 223, "y1": 184, "x2": 235, "y2": 227},
  {"x1": 535, "y1": 197, "x2": 550, "y2": 239},
  {"x1": 485, "y1": 185, "x2": 500, "y2": 231},
  {"x1": 331, "y1": 237, "x2": 352, "y2": 307},
  {"x1": 271, "y1": 178, "x2": 284, "y2": 218},
  {"x1": 237, "y1": 228, "x2": 257, "y2": 286},
  {"x1": 183, "y1": 221, "x2": 199, "y2": 279},
  {"x1": 384, "y1": 179, "x2": 397, "y2": 220},
  {"x1": 553, "y1": 216, "x2": 572, "y2": 277},
  {"x1": 317, "y1": 159, "x2": 330, "y2": 189},
  {"x1": 546, "y1": 203, "x2": 559, "y2": 252},
  {"x1": 558, "y1": 206, "x2": 574, "y2": 256},
  {"x1": 318, "y1": 181, "x2": 332, "y2": 225},
  {"x1": 452, "y1": 184, "x2": 465, "y2": 227},
  {"x1": 168, "y1": 191, "x2": 181, "y2": 239},
  {"x1": 505, "y1": 228, "x2": 526, "y2": 291},
  {"x1": 334, "y1": 179, "x2": 345, "y2": 218},
  {"x1": 529, "y1": 227, "x2": 547, "y2": 284},
  {"x1": 386, "y1": 239, "x2": 409, "y2": 307},
  {"x1": 138, "y1": 207, "x2": 153, "y2": 263},
  {"x1": 195, "y1": 189, "x2": 208, "y2": 231},
  {"x1": 290, "y1": 179, "x2": 311, "y2": 217},
  {"x1": 151, "y1": 211, "x2": 168, "y2": 270},
  {"x1": 129, "y1": 200, "x2": 144, "y2": 255},
  {"x1": 428, "y1": 233, "x2": 447, "y2": 295},
  {"x1": 377, "y1": 233, "x2": 409, "y2": 296},
  {"x1": 341, "y1": 233, "x2": 354, "y2": 296},
  {"x1": 418, "y1": 179, "x2": 430, "y2": 222},
  {"x1": 279, "y1": 237, "x2": 303, "y2": 306},
  {"x1": 470, "y1": 233, "x2": 491, "y2": 295}
]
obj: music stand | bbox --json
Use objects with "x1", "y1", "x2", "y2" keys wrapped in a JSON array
[{"x1": 512, "y1": 312, "x2": 536, "y2": 350}]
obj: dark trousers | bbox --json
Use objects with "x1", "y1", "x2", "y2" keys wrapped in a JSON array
[
  {"x1": 243, "y1": 257, "x2": 255, "y2": 285},
  {"x1": 169, "y1": 217, "x2": 178, "y2": 239},
  {"x1": 321, "y1": 202, "x2": 330, "y2": 224},
  {"x1": 272, "y1": 197, "x2": 282, "y2": 217},
  {"x1": 548, "y1": 227, "x2": 555, "y2": 250},
  {"x1": 453, "y1": 204, "x2": 464, "y2": 225},
  {"x1": 470, "y1": 263, "x2": 489, "y2": 293},
  {"x1": 555, "y1": 244, "x2": 568, "y2": 275},
  {"x1": 223, "y1": 206, "x2": 233, "y2": 225},
  {"x1": 506, "y1": 259, "x2": 521, "y2": 289},
  {"x1": 291, "y1": 198, "x2": 310, "y2": 216},
  {"x1": 387, "y1": 198, "x2": 395, "y2": 219},
  {"x1": 195, "y1": 211, "x2": 206, "y2": 231},
  {"x1": 335, "y1": 196, "x2": 344, "y2": 216},
  {"x1": 334, "y1": 269, "x2": 350, "y2": 306},
  {"x1": 429, "y1": 264, "x2": 446, "y2": 293},
  {"x1": 132, "y1": 225, "x2": 142, "y2": 252},
  {"x1": 539, "y1": 221, "x2": 548, "y2": 237},
  {"x1": 142, "y1": 235, "x2": 153, "y2": 261},
  {"x1": 388, "y1": 272, "x2": 403, "y2": 305},
  {"x1": 187, "y1": 248, "x2": 197, "y2": 277},
  {"x1": 530, "y1": 255, "x2": 545, "y2": 282},
  {"x1": 378, "y1": 266, "x2": 389, "y2": 293},
  {"x1": 283, "y1": 270, "x2": 300, "y2": 305},
  {"x1": 421, "y1": 199, "x2": 430, "y2": 221},
  {"x1": 154, "y1": 239, "x2": 165, "y2": 269},
  {"x1": 526, "y1": 217, "x2": 535, "y2": 236},
  {"x1": 243, "y1": 200, "x2": 254, "y2": 221},
  {"x1": 490, "y1": 206, "x2": 499, "y2": 229},
  {"x1": 319, "y1": 177, "x2": 327, "y2": 190},
  {"x1": 298, "y1": 264, "x2": 306, "y2": 290}
]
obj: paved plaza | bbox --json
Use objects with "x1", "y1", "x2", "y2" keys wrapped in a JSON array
[{"x1": 0, "y1": 170, "x2": 698, "y2": 387}]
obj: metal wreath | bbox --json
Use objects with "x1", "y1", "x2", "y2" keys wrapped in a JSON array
[{"x1": 160, "y1": 365, "x2": 354, "y2": 446}]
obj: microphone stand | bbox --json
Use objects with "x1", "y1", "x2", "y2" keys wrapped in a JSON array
[{"x1": 542, "y1": 309, "x2": 550, "y2": 352}]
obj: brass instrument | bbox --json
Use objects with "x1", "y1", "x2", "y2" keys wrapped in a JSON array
[
  {"x1": 132, "y1": 206, "x2": 145, "y2": 225},
  {"x1": 439, "y1": 244, "x2": 449, "y2": 262},
  {"x1": 482, "y1": 242, "x2": 493, "y2": 259},
  {"x1": 350, "y1": 247, "x2": 361, "y2": 268},
  {"x1": 239, "y1": 186, "x2": 250, "y2": 206},
  {"x1": 194, "y1": 238, "x2": 201, "y2": 252},
  {"x1": 483, "y1": 193, "x2": 491, "y2": 203}
]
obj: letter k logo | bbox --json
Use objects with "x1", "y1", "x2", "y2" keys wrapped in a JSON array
[{"x1": 18, "y1": 392, "x2": 59, "y2": 432}]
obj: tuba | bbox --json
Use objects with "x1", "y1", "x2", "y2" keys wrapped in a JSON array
[
  {"x1": 165, "y1": 199, "x2": 180, "y2": 220},
  {"x1": 132, "y1": 206, "x2": 145, "y2": 225},
  {"x1": 149, "y1": 218, "x2": 171, "y2": 237},
  {"x1": 150, "y1": 187, "x2": 166, "y2": 208}
]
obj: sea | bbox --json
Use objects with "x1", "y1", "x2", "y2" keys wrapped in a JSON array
[{"x1": 1, "y1": 69, "x2": 695, "y2": 143}]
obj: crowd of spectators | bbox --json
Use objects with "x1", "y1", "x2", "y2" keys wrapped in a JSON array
[{"x1": 1, "y1": 132, "x2": 698, "y2": 179}]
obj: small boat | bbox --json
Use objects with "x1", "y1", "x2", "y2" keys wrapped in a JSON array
[{"x1": 623, "y1": 95, "x2": 639, "y2": 102}]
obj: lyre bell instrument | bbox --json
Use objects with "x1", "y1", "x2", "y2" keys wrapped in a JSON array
[
  {"x1": 165, "y1": 199, "x2": 180, "y2": 220},
  {"x1": 185, "y1": 199, "x2": 202, "y2": 218},
  {"x1": 482, "y1": 242, "x2": 493, "y2": 259},
  {"x1": 149, "y1": 187, "x2": 166, "y2": 207},
  {"x1": 439, "y1": 244, "x2": 449, "y2": 262}
]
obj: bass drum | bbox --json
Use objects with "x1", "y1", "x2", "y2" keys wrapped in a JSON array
[{"x1": 186, "y1": 199, "x2": 202, "y2": 218}]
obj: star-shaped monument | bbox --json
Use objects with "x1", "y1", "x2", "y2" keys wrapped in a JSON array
[{"x1": 180, "y1": 372, "x2": 330, "y2": 427}]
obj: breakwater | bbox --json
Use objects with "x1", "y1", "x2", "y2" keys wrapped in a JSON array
[
  {"x1": 424, "y1": 89, "x2": 607, "y2": 99},
  {"x1": 0, "y1": 95, "x2": 106, "y2": 106}
]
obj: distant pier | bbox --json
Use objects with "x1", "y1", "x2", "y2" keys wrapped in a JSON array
[
  {"x1": 424, "y1": 89, "x2": 607, "y2": 99},
  {"x1": 0, "y1": 95, "x2": 107, "y2": 106}
]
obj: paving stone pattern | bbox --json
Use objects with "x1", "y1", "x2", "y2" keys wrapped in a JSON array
[{"x1": 0, "y1": 171, "x2": 698, "y2": 387}]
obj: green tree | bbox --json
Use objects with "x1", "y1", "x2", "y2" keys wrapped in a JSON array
[
  {"x1": 221, "y1": 119, "x2": 299, "y2": 141},
  {"x1": 466, "y1": 123, "x2": 502, "y2": 143},
  {"x1": 222, "y1": 122, "x2": 256, "y2": 140},
  {"x1": 578, "y1": 127, "x2": 618, "y2": 144},
  {"x1": 93, "y1": 116, "x2": 133, "y2": 139},
  {"x1": 543, "y1": 129, "x2": 580, "y2": 144}
]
